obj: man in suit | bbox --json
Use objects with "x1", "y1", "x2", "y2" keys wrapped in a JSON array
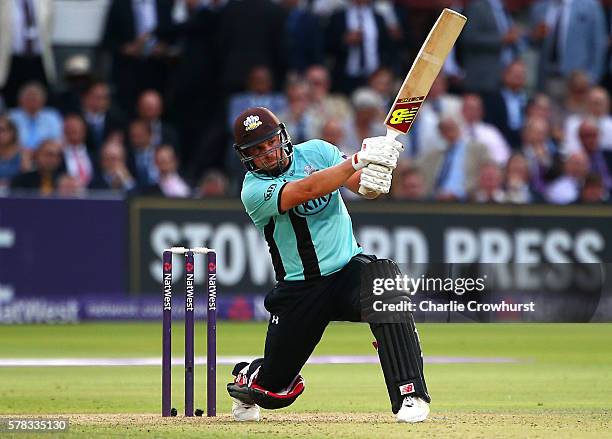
[
  {"x1": 0, "y1": 0, "x2": 56, "y2": 107},
  {"x1": 100, "y1": 0, "x2": 175, "y2": 112},
  {"x1": 461, "y1": 93, "x2": 511, "y2": 166},
  {"x1": 576, "y1": 119, "x2": 612, "y2": 190},
  {"x1": 60, "y1": 114, "x2": 95, "y2": 187},
  {"x1": 135, "y1": 90, "x2": 179, "y2": 150},
  {"x1": 530, "y1": 0, "x2": 607, "y2": 99},
  {"x1": 460, "y1": 0, "x2": 523, "y2": 94},
  {"x1": 88, "y1": 141, "x2": 136, "y2": 192},
  {"x1": 326, "y1": 0, "x2": 391, "y2": 94},
  {"x1": 126, "y1": 118, "x2": 158, "y2": 187},
  {"x1": 417, "y1": 115, "x2": 490, "y2": 201},
  {"x1": 139, "y1": 144, "x2": 190, "y2": 197},
  {"x1": 10, "y1": 139, "x2": 63, "y2": 194},
  {"x1": 483, "y1": 59, "x2": 529, "y2": 149},
  {"x1": 304, "y1": 65, "x2": 354, "y2": 139},
  {"x1": 80, "y1": 80, "x2": 126, "y2": 156}
]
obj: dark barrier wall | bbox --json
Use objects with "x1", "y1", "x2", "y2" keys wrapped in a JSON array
[
  {"x1": 0, "y1": 197, "x2": 127, "y2": 297},
  {"x1": 129, "y1": 198, "x2": 612, "y2": 295},
  {"x1": 2, "y1": 197, "x2": 611, "y2": 323}
]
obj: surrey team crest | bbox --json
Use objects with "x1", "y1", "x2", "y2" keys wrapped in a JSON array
[
  {"x1": 243, "y1": 115, "x2": 262, "y2": 131},
  {"x1": 304, "y1": 165, "x2": 316, "y2": 175}
]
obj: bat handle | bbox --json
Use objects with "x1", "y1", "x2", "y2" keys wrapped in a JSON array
[
  {"x1": 357, "y1": 128, "x2": 401, "y2": 196},
  {"x1": 386, "y1": 127, "x2": 400, "y2": 141}
]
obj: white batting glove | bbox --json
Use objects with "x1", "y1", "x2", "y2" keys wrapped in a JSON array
[
  {"x1": 364, "y1": 136, "x2": 405, "y2": 153},
  {"x1": 360, "y1": 163, "x2": 393, "y2": 194},
  {"x1": 361, "y1": 136, "x2": 404, "y2": 159},
  {"x1": 352, "y1": 143, "x2": 399, "y2": 171},
  {"x1": 352, "y1": 136, "x2": 404, "y2": 170}
]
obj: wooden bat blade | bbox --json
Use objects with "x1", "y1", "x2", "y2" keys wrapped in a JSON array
[{"x1": 385, "y1": 8, "x2": 467, "y2": 135}]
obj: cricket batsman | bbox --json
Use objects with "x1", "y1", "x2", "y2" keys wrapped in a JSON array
[{"x1": 227, "y1": 107, "x2": 430, "y2": 423}]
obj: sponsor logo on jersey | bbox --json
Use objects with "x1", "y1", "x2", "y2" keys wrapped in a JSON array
[
  {"x1": 244, "y1": 115, "x2": 262, "y2": 131},
  {"x1": 399, "y1": 383, "x2": 415, "y2": 395},
  {"x1": 264, "y1": 183, "x2": 277, "y2": 201},
  {"x1": 292, "y1": 193, "x2": 332, "y2": 217}
]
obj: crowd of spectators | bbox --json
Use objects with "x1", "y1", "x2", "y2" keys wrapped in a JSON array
[{"x1": 0, "y1": 0, "x2": 611, "y2": 205}]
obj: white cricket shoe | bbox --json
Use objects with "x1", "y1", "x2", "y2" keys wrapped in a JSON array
[
  {"x1": 231, "y1": 397, "x2": 261, "y2": 422},
  {"x1": 396, "y1": 396, "x2": 430, "y2": 423}
]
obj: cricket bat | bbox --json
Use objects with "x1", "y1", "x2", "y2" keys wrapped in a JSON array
[{"x1": 359, "y1": 8, "x2": 467, "y2": 195}]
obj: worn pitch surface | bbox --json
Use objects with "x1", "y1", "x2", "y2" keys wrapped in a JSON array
[{"x1": 0, "y1": 323, "x2": 610, "y2": 438}]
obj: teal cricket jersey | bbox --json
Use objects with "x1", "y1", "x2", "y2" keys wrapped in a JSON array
[{"x1": 241, "y1": 139, "x2": 362, "y2": 281}]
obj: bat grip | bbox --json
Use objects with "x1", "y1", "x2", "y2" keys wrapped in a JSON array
[
  {"x1": 357, "y1": 129, "x2": 400, "y2": 196},
  {"x1": 385, "y1": 128, "x2": 400, "y2": 141}
]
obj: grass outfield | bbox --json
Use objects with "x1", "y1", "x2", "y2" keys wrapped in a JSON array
[{"x1": 0, "y1": 322, "x2": 611, "y2": 438}]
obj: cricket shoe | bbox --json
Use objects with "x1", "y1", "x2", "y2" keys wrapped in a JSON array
[
  {"x1": 396, "y1": 396, "x2": 430, "y2": 423},
  {"x1": 229, "y1": 361, "x2": 261, "y2": 421},
  {"x1": 231, "y1": 397, "x2": 260, "y2": 422}
]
